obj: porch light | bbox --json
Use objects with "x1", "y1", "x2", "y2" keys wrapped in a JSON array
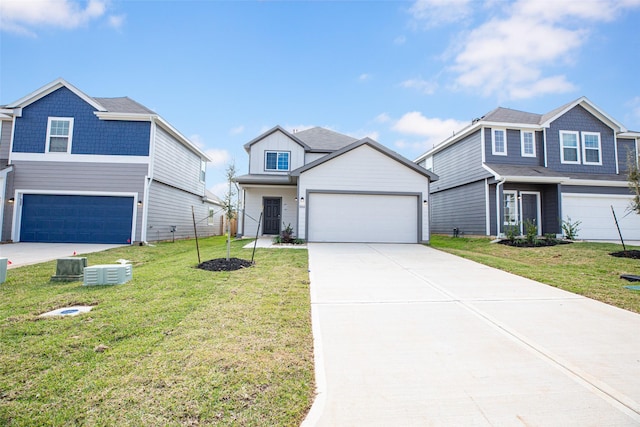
[
  {"x1": 8, "y1": 198, "x2": 14, "y2": 203},
  {"x1": 423, "y1": 200, "x2": 427, "y2": 204},
  {"x1": 137, "y1": 200, "x2": 143, "y2": 207}
]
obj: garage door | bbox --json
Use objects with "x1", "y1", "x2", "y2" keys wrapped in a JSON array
[
  {"x1": 562, "y1": 193, "x2": 640, "y2": 240},
  {"x1": 20, "y1": 194, "x2": 134, "y2": 244},
  {"x1": 307, "y1": 193, "x2": 418, "y2": 243}
]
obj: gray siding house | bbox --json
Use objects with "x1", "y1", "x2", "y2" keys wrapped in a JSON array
[
  {"x1": 415, "y1": 97, "x2": 640, "y2": 240},
  {"x1": 0, "y1": 78, "x2": 222, "y2": 244}
]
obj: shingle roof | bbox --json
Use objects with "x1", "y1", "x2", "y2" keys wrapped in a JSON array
[
  {"x1": 482, "y1": 107, "x2": 542, "y2": 125},
  {"x1": 293, "y1": 127, "x2": 358, "y2": 151},
  {"x1": 93, "y1": 97, "x2": 156, "y2": 114}
]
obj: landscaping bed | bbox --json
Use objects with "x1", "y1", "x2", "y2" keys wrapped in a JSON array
[{"x1": 0, "y1": 236, "x2": 313, "y2": 426}]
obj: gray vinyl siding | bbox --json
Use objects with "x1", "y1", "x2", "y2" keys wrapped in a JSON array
[
  {"x1": 484, "y1": 128, "x2": 544, "y2": 166},
  {"x1": 153, "y1": 126, "x2": 205, "y2": 196},
  {"x1": 488, "y1": 183, "x2": 496, "y2": 235},
  {"x1": 546, "y1": 105, "x2": 618, "y2": 174},
  {"x1": 2, "y1": 169, "x2": 14, "y2": 241},
  {"x1": 10, "y1": 160, "x2": 147, "y2": 240},
  {"x1": 0, "y1": 120, "x2": 11, "y2": 160},
  {"x1": 560, "y1": 185, "x2": 633, "y2": 196},
  {"x1": 146, "y1": 180, "x2": 218, "y2": 242},
  {"x1": 431, "y1": 130, "x2": 489, "y2": 192},
  {"x1": 617, "y1": 138, "x2": 636, "y2": 174},
  {"x1": 431, "y1": 180, "x2": 486, "y2": 235},
  {"x1": 502, "y1": 183, "x2": 560, "y2": 235}
]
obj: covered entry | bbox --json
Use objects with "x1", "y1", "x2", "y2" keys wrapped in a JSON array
[
  {"x1": 19, "y1": 194, "x2": 134, "y2": 244},
  {"x1": 307, "y1": 192, "x2": 419, "y2": 243}
]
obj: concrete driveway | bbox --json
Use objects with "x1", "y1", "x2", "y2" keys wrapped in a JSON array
[
  {"x1": 0, "y1": 243, "x2": 125, "y2": 269},
  {"x1": 303, "y1": 243, "x2": 640, "y2": 426}
]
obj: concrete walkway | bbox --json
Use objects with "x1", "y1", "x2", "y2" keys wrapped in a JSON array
[
  {"x1": 0, "y1": 243, "x2": 125, "y2": 269},
  {"x1": 303, "y1": 243, "x2": 640, "y2": 426}
]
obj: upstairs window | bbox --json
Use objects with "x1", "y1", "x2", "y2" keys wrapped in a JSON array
[
  {"x1": 46, "y1": 117, "x2": 74, "y2": 153},
  {"x1": 582, "y1": 132, "x2": 602, "y2": 165},
  {"x1": 265, "y1": 151, "x2": 290, "y2": 171},
  {"x1": 492, "y1": 129, "x2": 506, "y2": 155},
  {"x1": 521, "y1": 131, "x2": 536, "y2": 157},
  {"x1": 560, "y1": 131, "x2": 580, "y2": 164},
  {"x1": 200, "y1": 160, "x2": 206, "y2": 182}
]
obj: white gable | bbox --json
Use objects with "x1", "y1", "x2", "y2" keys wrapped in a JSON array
[{"x1": 248, "y1": 129, "x2": 306, "y2": 174}]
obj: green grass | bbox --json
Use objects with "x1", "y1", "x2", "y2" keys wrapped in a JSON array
[
  {"x1": 0, "y1": 237, "x2": 313, "y2": 426},
  {"x1": 430, "y1": 235, "x2": 640, "y2": 314}
]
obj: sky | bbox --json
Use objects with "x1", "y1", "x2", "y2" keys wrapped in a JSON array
[{"x1": 1, "y1": 0, "x2": 639, "y2": 197}]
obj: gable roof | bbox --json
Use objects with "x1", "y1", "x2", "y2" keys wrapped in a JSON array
[
  {"x1": 8, "y1": 77, "x2": 106, "y2": 111},
  {"x1": 291, "y1": 137, "x2": 438, "y2": 181},
  {"x1": 293, "y1": 127, "x2": 358, "y2": 151},
  {"x1": 93, "y1": 97, "x2": 156, "y2": 115},
  {"x1": 243, "y1": 125, "x2": 310, "y2": 152},
  {"x1": 415, "y1": 96, "x2": 628, "y2": 163}
]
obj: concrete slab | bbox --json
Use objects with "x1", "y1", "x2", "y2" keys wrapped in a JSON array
[
  {"x1": 0, "y1": 243, "x2": 125, "y2": 269},
  {"x1": 303, "y1": 243, "x2": 640, "y2": 426}
]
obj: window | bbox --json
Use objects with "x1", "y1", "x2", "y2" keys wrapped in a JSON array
[
  {"x1": 560, "y1": 131, "x2": 580, "y2": 164},
  {"x1": 208, "y1": 207, "x2": 215, "y2": 226},
  {"x1": 46, "y1": 117, "x2": 74, "y2": 153},
  {"x1": 503, "y1": 191, "x2": 518, "y2": 225},
  {"x1": 265, "y1": 151, "x2": 290, "y2": 171},
  {"x1": 582, "y1": 132, "x2": 601, "y2": 165},
  {"x1": 521, "y1": 131, "x2": 536, "y2": 157},
  {"x1": 200, "y1": 160, "x2": 206, "y2": 182},
  {"x1": 492, "y1": 129, "x2": 507, "y2": 155}
]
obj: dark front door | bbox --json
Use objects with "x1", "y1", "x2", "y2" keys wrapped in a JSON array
[
  {"x1": 263, "y1": 198, "x2": 282, "y2": 235},
  {"x1": 521, "y1": 192, "x2": 540, "y2": 234}
]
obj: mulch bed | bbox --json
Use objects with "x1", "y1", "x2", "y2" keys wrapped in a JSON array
[
  {"x1": 610, "y1": 250, "x2": 640, "y2": 259},
  {"x1": 197, "y1": 258, "x2": 253, "y2": 272},
  {"x1": 497, "y1": 239, "x2": 573, "y2": 248}
]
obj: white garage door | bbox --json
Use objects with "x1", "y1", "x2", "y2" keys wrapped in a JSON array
[
  {"x1": 307, "y1": 193, "x2": 418, "y2": 243},
  {"x1": 562, "y1": 193, "x2": 640, "y2": 240}
]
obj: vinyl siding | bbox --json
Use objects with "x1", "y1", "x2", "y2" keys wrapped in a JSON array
[
  {"x1": 2, "y1": 170, "x2": 14, "y2": 241},
  {"x1": 617, "y1": 138, "x2": 636, "y2": 174},
  {"x1": 152, "y1": 126, "x2": 205, "y2": 196},
  {"x1": 431, "y1": 180, "x2": 486, "y2": 235},
  {"x1": 546, "y1": 105, "x2": 617, "y2": 174},
  {"x1": 0, "y1": 120, "x2": 11, "y2": 160},
  {"x1": 484, "y1": 128, "x2": 544, "y2": 166},
  {"x1": 431, "y1": 130, "x2": 490, "y2": 192},
  {"x1": 248, "y1": 131, "x2": 306, "y2": 174},
  {"x1": 242, "y1": 186, "x2": 297, "y2": 238},
  {"x1": 146, "y1": 180, "x2": 219, "y2": 242},
  {"x1": 297, "y1": 144, "x2": 430, "y2": 241}
]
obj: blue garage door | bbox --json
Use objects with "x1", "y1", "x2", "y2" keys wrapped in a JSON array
[{"x1": 20, "y1": 195, "x2": 134, "y2": 244}]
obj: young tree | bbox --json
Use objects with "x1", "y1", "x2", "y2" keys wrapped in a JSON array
[
  {"x1": 628, "y1": 155, "x2": 640, "y2": 214},
  {"x1": 224, "y1": 162, "x2": 237, "y2": 261}
]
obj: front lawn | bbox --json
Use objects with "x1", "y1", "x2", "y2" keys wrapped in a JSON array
[
  {"x1": 0, "y1": 236, "x2": 313, "y2": 426},
  {"x1": 430, "y1": 235, "x2": 640, "y2": 314}
]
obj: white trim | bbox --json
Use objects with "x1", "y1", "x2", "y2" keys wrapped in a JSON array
[
  {"x1": 94, "y1": 112, "x2": 156, "y2": 121},
  {"x1": 7, "y1": 78, "x2": 106, "y2": 112},
  {"x1": 520, "y1": 130, "x2": 536, "y2": 157},
  {"x1": 492, "y1": 128, "x2": 507, "y2": 156},
  {"x1": 614, "y1": 129, "x2": 620, "y2": 175},
  {"x1": 540, "y1": 96, "x2": 626, "y2": 132},
  {"x1": 11, "y1": 190, "x2": 138, "y2": 243},
  {"x1": 560, "y1": 130, "x2": 581, "y2": 164},
  {"x1": 503, "y1": 190, "x2": 518, "y2": 226},
  {"x1": 45, "y1": 117, "x2": 74, "y2": 154},
  {"x1": 480, "y1": 126, "x2": 486, "y2": 163},
  {"x1": 264, "y1": 150, "x2": 291, "y2": 171},
  {"x1": 543, "y1": 127, "x2": 548, "y2": 167},
  {"x1": 8, "y1": 116, "x2": 17, "y2": 165},
  {"x1": 10, "y1": 152, "x2": 150, "y2": 164},
  {"x1": 581, "y1": 131, "x2": 602, "y2": 165},
  {"x1": 519, "y1": 191, "x2": 542, "y2": 235}
]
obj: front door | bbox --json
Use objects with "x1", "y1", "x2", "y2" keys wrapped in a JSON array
[
  {"x1": 520, "y1": 192, "x2": 541, "y2": 234},
  {"x1": 263, "y1": 198, "x2": 282, "y2": 235}
]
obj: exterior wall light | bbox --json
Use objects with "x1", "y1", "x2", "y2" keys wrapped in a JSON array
[{"x1": 8, "y1": 198, "x2": 14, "y2": 203}]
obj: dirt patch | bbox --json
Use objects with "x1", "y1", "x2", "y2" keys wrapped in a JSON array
[
  {"x1": 197, "y1": 258, "x2": 253, "y2": 272},
  {"x1": 610, "y1": 250, "x2": 640, "y2": 259}
]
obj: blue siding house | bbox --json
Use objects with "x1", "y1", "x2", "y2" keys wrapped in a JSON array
[
  {"x1": 0, "y1": 78, "x2": 222, "y2": 244},
  {"x1": 415, "y1": 97, "x2": 640, "y2": 240}
]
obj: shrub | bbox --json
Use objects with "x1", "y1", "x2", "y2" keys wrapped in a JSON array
[
  {"x1": 562, "y1": 216, "x2": 581, "y2": 240},
  {"x1": 523, "y1": 219, "x2": 537, "y2": 245}
]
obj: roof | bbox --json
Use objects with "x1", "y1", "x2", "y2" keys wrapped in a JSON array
[
  {"x1": 291, "y1": 137, "x2": 438, "y2": 181},
  {"x1": 415, "y1": 96, "x2": 629, "y2": 163},
  {"x1": 234, "y1": 174, "x2": 296, "y2": 186},
  {"x1": 93, "y1": 97, "x2": 156, "y2": 115},
  {"x1": 293, "y1": 127, "x2": 358, "y2": 151},
  {"x1": 483, "y1": 163, "x2": 629, "y2": 184}
]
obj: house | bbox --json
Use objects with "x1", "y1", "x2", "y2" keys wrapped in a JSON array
[
  {"x1": 0, "y1": 78, "x2": 220, "y2": 244},
  {"x1": 415, "y1": 97, "x2": 640, "y2": 240},
  {"x1": 236, "y1": 126, "x2": 438, "y2": 243}
]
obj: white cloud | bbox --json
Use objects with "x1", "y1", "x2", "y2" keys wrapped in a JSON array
[
  {"x1": 208, "y1": 182, "x2": 229, "y2": 199},
  {"x1": 205, "y1": 149, "x2": 231, "y2": 168},
  {"x1": 358, "y1": 73, "x2": 372, "y2": 82},
  {"x1": 400, "y1": 77, "x2": 438, "y2": 95},
  {"x1": 448, "y1": 0, "x2": 640, "y2": 99},
  {"x1": 394, "y1": 35, "x2": 406, "y2": 45},
  {"x1": 107, "y1": 14, "x2": 125, "y2": 30},
  {"x1": 374, "y1": 113, "x2": 391, "y2": 124},
  {"x1": 0, "y1": 0, "x2": 109, "y2": 35},
  {"x1": 392, "y1": 111, "x2": 468, "y2": 149},
  {"x1": 229, "y1": 125, "x2": 244, "y2": 135},
  {"x1": 408, "y1": 0, "x2": 472, "y2": 28}
]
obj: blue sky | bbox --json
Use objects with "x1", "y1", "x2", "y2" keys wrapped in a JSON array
[{"x1": 1, "y1": 0, "x2": 639, "y2": 196}]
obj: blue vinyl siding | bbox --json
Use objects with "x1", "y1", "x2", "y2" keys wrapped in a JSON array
[
  {"x1": 484, "y1": 128, "x2": 544, "y2": 166},
  {"x1": 20, "y1": 194, "x2": 133, "y2": 243},
  {"x1": 617, "y1": 138, "x2": 636, "y2": 174},
  {"x1": 546, "y1": 105, "x2": 616, "y2": 174},
  {"x1": 13, "y1": 87, "x2": 150, "y2": 156}
]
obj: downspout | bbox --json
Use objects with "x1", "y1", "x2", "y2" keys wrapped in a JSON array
[{"x1": 495, "y1": 176, "x2": 506, "y2": 237}]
